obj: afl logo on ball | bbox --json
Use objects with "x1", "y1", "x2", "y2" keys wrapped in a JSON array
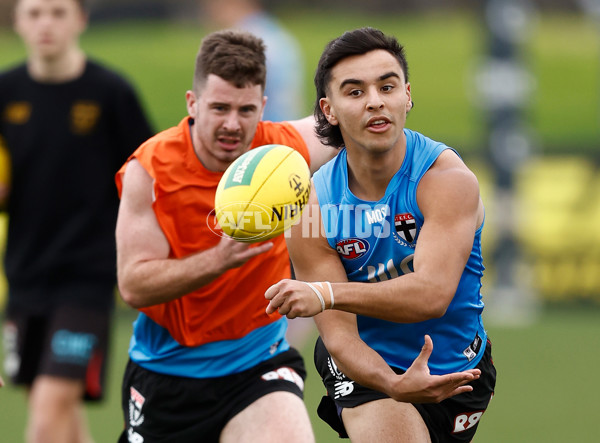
[{"x1": 336, "y1": 238, "x2": 369, "y2": 260}]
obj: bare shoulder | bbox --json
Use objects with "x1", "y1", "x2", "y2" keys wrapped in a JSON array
[
  {"x1": 121, "y1": 159, "x2": 152, "y2": 195},
  {"x1": 418, "y1": 149, "x2": 482, "y2": 218},
  {"x1": 118, "y1": 159, "x2": 155, "y2": 219},
  {"x1": 425, "y1": 149, "x2": 480, "y2": 192}
]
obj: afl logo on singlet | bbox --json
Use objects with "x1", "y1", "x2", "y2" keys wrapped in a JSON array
[{"x1": 336, "y1": 238, "x2": 369, "y2": 260}]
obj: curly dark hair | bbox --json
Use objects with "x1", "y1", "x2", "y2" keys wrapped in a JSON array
[
  {"x1": 193, "y1": 29, "x2": 267, "y2": 92},
  {"x1": 313, "y1": 27, "x2": 410, "y2": 149}
]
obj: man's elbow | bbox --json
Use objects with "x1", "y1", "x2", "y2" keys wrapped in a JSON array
[
  {"x1": 117, "y1": 277, "x2": 150, "y2": 310},
  {"x1": 421, "y1": 287, "x2": 455, "y2": 319},
  {"x1": 320, "y1": 330, "x2": 350, "y2": 358},
  {"x1": 422, "y1": 304, "x2": 448, "y2": 319}
]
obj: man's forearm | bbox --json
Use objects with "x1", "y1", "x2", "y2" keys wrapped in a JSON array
[{"x1": 118, "y1": 247, "x2": 224, "y2": 309}]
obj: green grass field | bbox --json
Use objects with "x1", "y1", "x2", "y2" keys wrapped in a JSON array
[
  {"x1": 1, "y1": 305, "x2": 599, "y2": 442},
  {"x1": 0, "y1": 8, "x2": 599, "y2": 442}
]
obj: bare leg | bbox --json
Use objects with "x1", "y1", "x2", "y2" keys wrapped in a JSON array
[
  {"x1": 27, "y1": 375, "x2": 93, "y2": 443},
  {"x1": 342, "y1": 398, "x2": 431, "y2": 443},
  {"x1": 220, "y1": 391, "x2": 314, "y2": 443}
]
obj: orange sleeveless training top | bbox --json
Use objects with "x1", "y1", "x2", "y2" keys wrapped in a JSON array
[{"x1": 116, "y1": 117, "x2": 310, "y2": 346}]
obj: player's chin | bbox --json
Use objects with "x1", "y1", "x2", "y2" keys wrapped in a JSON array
[{"x1": 218, "y1": 146, "x2": 248, "y2": 162}]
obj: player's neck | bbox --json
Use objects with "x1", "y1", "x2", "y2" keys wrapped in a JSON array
[
  {"x1": 27, "y1": 48, "x2": 86, "y2": 83},
  {"x1": 346, "y1": 143, "x2": 406, "y2": 201}
]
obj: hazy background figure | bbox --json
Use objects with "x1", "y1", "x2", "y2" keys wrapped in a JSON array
[
  {"x1": 198, "y1": 0, "x2": 306, "y2": 122},
  {"x1": 0, "y1": 0, "x2": 153, "y2": 441}
]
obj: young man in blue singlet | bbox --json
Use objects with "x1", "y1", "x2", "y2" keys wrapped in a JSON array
[{"x1": 266, "y1": 27, "x2": 496, "y2": 442}]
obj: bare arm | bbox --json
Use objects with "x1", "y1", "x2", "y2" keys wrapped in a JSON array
[
  {"x1": 116, "y1": 159, "x2": 273, "y2": 309},
  {"x1": 287, "y1": 116, "x2": 338, "y2": 174},
  {"x1": 266, "y1": 187, "x2": 480, "y2": 402}
]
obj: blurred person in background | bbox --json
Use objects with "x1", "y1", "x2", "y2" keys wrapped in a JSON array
[
  {"x1": 199, "y1": 0, "x2": 314, "y2": 349},
  {"x1": 198, "y1": 0, "x2": 306, "y2": 122},
  {"x1": 0, "y1": 0, "x2": 153, "y2": 441}
]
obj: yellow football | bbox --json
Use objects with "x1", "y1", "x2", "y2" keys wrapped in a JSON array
[{"x1": 214, "y1": 144, "x2": 311, "y2": 242}]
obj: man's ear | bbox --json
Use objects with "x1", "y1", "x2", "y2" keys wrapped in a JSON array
[
  {"x1": 77, "y1": 10, "x2": 89, "y2": 35},
  {"x1": 320, "y1": 98, "x2": 338, "y2": 125},
  {"x1": 260, "y1": 95, "x2": 267, "y2": 121},
  {"x1": 185, "y1": 90, "x2": 197, "y2": 117}
]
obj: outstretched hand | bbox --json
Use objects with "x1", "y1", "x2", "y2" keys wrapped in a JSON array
[
  {"x1": 389, "y1": 335, "x2": 481, "y2": 403},
  {"x1": 215, "y1": 235, "x2": 273, "y2": 271}
]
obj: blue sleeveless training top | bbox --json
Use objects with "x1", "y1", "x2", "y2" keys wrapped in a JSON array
[{"x1": 312, "y1": 129, "x2": 487, "y2": 374}]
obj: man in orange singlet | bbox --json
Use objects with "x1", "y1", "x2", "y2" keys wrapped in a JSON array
[{"x1": 115, "y1": 30, "x2": 333, "y2": 443}]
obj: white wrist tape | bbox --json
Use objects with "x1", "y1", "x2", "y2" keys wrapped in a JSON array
[
  {"x1": 324, "y1": 281, "x2": 334, "y2": 309},
  {"x1": 305, "y1": 282, "x2": 325, "y2": 312},
  {"x1": 309, "y1": 281, "x2": 335, "y2": 311}
]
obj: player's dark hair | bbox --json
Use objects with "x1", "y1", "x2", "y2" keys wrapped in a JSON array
[
  {"x1": 313, "y1": 27, "x2": 410, "y2": 149},
  {"x1": 193, "y1": 30, "x2": 267, "y2": 93}
]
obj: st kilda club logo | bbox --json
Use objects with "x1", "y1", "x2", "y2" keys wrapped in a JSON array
[{"x1": 394, "y1": 213, "x2": 417, "y2": 245}]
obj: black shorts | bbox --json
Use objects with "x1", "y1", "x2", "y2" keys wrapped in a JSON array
[
  {"x1": 3, "y1": 304, "x2": 111, "y2": 401},
  {"x1": 119, "y1": 348, "x2": 307, "y2": 443},
  {"x1": 314, "y1": 337, "x2": 496, "y2": 443}
]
